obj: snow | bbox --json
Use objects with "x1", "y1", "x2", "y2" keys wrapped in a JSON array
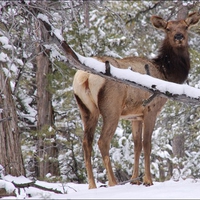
[
  {"x1": 0, "y1": 36, "x2": 12, "y2": 50},
  {"x1": 0, "y1": 36, "x2": 9, "y2": 45},
  {"x1": 2, "y1": 67, "x2": 11, "y2": 78},
  {"x1": 4, "y1": 175, "x2": 32, "y2": 185},
  {"x1": 77, "y1": 53, "x2": 106, "y2": 73},
  {"x1": 37, "y1": 14, "x2": 51, "y2": 26},
  {"x1": 53, "y1": 29, "x2": 64, "y2": 42},
  {"x1": 1, "y1": 175, "x2": 200, "y2": 199},
  {"x1": 0, "y1": 180, "x2": 15, "y2": 195},
  {"x1": 0, "y1": 52, "x2": 9, "y2": 62},
  {"x1": 37, "y1": 14, "x2": 64, "y2": 41},
  {"x1": 10, "y1": 63, "x2": 18, "y2": 73}
]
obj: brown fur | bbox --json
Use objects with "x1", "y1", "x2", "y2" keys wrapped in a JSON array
[{"x1": 73, "y1": 12, "x2": 200, "y2": 188}]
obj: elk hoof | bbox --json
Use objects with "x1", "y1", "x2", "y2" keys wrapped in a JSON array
[
  {"x1": 88, "y1": 184, "x2": 97, "y2": 189},
  {"x1": 143, "y1": 176, "x2": 153, "y2": 186},
  {"x1": 143, "y1": 180, "x2": 153, "y2": 186},
  {"x1": 143, "y1": 182, "x2": 153, "y2": 187},
  {"x1": 108, "y1": 181, "x2": 117, "y2": 187},
  {"x1": 130, "y1": 176, "x2": 143, "y2": 185}
]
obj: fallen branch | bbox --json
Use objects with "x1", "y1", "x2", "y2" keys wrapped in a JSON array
[
  {"x1": 12, "y1": 181, "x2": 63, "y2": 194},
  {"x1": 37, "y1": 14, "x2": 200, "y2": 105},
  {"x1": 33, "y1": 182, "x2": 63, "y2": 194}
]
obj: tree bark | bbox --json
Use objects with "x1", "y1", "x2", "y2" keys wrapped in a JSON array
[
  {"x1": 172, "y1": 134, "x2": 185, "y2": 158},
  {"x1": 172, "y1": 3, "x2": 188, "y2": 160},
  {"x1": 177, "y1": 2, "x2": 189, "y2": 20},
  {"x1": 35, "y1": 19, "x2": 60, "y2": 179},
  {"x1": 83, "y1": 0, "x2": 90, "y2": 28},
  {"x1": 0, "y1": 65, "x2": 25, "y2": 176}
]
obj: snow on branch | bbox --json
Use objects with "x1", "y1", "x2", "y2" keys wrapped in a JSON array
[
  {"x1": 38, "y1": 15, "x2": 200, "y2": 105},
  {"x1": 37, "y1": 13, "x2": 64, "y2": 41}
]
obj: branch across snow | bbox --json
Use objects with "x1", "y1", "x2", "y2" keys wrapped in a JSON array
[
  {"x1": 76, "y1": 53, "x2": 200, "y2": 100},
  {"x1": 37, "y1": 12, "x2": 200, "y2": 102}
]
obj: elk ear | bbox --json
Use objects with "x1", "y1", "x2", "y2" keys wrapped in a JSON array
[
  {"x1": 185, "y1": 12, "x2": 200, "y2": 27},
  {"x1": 151, "y1": 16, "x2": 167, "y2": 30}
]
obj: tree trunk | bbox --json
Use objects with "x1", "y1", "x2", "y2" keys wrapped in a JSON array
[
  {"x1": 83, "y1": 0, "x2": 90, "y2": 28},
  {"x1": 0, "y1": 65, "x2": 25, "y2": 176},
  {"x1": 172, "y1": 3, "x2": 188, "y2": 159},
  {"x1": 35, "y1": 20, "x2": 60, "y2": 179},
  {"x1": 172, "y1": 134, "x2": 185, "y2": 158},
  {"x1": 177, "y1": 3, "x2": 188, "y2": 20}
]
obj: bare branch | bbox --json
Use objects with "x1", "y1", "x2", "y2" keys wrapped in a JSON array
[
  {"x1": 0, "y1": 117, "x2": 12, "y2": 123},
  {"x1": 12, "y1": 181, "x2": 63, "y2": 194},
  {"x1": 105, "y1": 61, "x2": 111, "y2": 76}
]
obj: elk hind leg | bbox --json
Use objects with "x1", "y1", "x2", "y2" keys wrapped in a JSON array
[
  {"x1": 74, "y1": 94, "x2": 99, "y2": 189},
  {"x1": 98, "y1": 119, "x2": 119, "y2": 187}
]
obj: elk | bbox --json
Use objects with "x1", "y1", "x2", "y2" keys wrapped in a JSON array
[{"x1": 73, "y1": 12, "x2": 200, "y2": 188}]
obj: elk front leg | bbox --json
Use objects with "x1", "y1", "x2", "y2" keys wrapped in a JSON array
[
  {"x1": 131, "y1": 120, "x2": 143, "y2": 185},
  {"x1": 98, "y1": 139, "x2": 117, "y2": 187},
  {"x1": 142, "y1": 132, "x2": 153, "y2": 186},
  {"x1": 142, "y1": 115, "x2": 157, "y2": 186}
]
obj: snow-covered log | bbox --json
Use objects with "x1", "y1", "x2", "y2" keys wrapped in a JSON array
[{"x1": 37, "y1": 14, "x2": 200, "y2": 105}]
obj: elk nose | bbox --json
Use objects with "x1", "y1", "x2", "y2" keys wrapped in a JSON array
[{"x1": 174, "y1": 33, "x2": 184, "y2": 41}]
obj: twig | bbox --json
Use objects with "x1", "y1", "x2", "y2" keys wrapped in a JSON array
[
  {"x1": 0, "y1": 117, "x2": 12, "y2": 123},
  {"x1": 145, "y1": 64, "x2": 150, "y2": 76},
  {"x1": 143, "y1": 92, "x2": 158, "y2": 106},
  {"x1": 118, "y1": 175, "x2": 143, "y2": 185},
  {"x1": 66, "y1": 185, "x2": 77, "y2": 192},
  {"x1": 105, "y1": 61, "x2": 111, "y2": 76}
]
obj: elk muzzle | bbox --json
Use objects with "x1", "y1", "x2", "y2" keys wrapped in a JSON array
[{"x1": 174, "y1": 33, "x2": 184, "y2": 41}]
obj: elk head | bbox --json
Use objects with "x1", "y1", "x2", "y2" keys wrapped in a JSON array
[{"x1": 151, "y1": 12, "x2": 200, "y2": 49}]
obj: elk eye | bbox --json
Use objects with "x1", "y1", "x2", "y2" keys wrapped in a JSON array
[{"x1": 166, "y1": 28, "x2": 170, "y2": 32}]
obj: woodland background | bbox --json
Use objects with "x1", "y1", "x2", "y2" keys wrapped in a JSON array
[{"x1": 1, "y1": 0, "x2": 200, "y2": 187}]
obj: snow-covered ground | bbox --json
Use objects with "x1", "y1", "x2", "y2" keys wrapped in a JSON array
[{"x1": 1, "y1": 175, "x2": 200, "y2": 199}]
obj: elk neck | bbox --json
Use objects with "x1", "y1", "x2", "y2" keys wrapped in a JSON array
[{"x1": 152, "y1": 38, "x2": 190, "y2": 84}]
